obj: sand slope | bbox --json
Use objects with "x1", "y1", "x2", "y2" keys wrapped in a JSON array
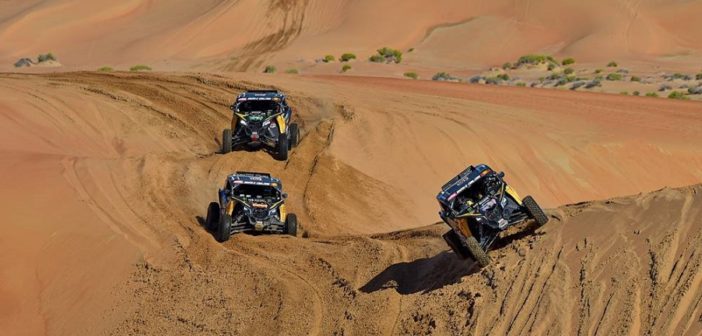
[
  {"x1": 0, "y1": 72, "x2": 701, "y2": 334},
  {"x1": 2, "y1": 0, "x2": 702, "y2": 71}
]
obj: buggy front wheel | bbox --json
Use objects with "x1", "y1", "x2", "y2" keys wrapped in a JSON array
[
  {"x1": 285, "y1": 214, "x2": 298, "y2": 236},
  {"x1": 222, "y1": 129, "x2": 233, "y2": 154},
  {"x1": 464, "y1": 236, "x2": 491, "y2": 267},
  {"x1": 275, "y1": 133, "x2": 289, "y2": 161},
  {"x1": 523, "y1": 196, "x2": 549, "y2": 227},
  {"x1": 442, "y1": 230, "x2": 469, "y2": 259},
  {"x1": 216, "y1": 214, "x2": 232, "y2": 242},
  {"x1": 205, "y1": 202, "x2": 220, "y2": 232}
]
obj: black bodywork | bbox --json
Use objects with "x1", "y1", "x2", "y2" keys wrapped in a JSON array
[
  {"x1": 205, "y1": 171, "x2": 297, "y2": 242},
  {"x1": 222, "y1": 90, "x2": 299, "y2": 160},
  {"x1": 437, "y1": 164, "x2": 548, "y2": 266}
]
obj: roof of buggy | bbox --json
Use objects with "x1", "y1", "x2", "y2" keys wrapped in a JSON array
[
  {"x1": 236, "y1": 90, "x2": 285, "y2": 101},
  {"x1": 227, "y1": 171, "x2": 283, "y2": 190},
  {"x1": 436, "y1": 164, "x2": 493, "y2": 203}
]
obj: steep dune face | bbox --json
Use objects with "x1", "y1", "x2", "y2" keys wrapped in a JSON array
[{"x1": 2, "y1": 0, "x2": 702, "y2": 71}]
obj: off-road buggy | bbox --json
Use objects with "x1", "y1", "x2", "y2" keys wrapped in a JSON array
[
  {"x1": 221, "y1": 90, "x2": 300, "y2": 161},
  {"x1": 436, "y1": 164, "x2": 548, "y2": 267},
  {"x1": 204, "y1": 171, "x2": 297, "y2": 242}
]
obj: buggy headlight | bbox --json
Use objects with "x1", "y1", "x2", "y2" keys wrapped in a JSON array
[
  {"x1": 262, "y1": 120, "x2": 271, "y2": 127},
  {"x1": 239, "y1": 120, "x2": 248, "y2": 126}
]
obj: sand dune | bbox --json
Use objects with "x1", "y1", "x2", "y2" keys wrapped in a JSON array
[
  {"x1": 0, "y1": 72, "x2": 700, "y2": 334},
  {"x1": 2, "y1": 0, "x2": 702, "y2": 72}
]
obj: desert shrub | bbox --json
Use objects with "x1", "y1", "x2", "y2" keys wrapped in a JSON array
[
  {"x1": 570, "y1": 81, "x2": 586, "y2": 90},
  {"x1": 659, "y1": 84, "x2": 672, "y2": 91},
  {"x1": 469, "y1": 76, "x2": 483, "y2": 84},
  {"x1": 502, "y1": 62, "x2": 512, "y2": 70},
  {"x1": 620, "y1": 91, "x2": 629, "y2": 95},
  {"x1": 594, "y1": 69, "x2": 602, "y2": 74},
  {"x1": 562, "y1": 58, "x2": 576, "y2": 66},
  {"x1": 323, "y1": 55, "x2": 335, "y2": 63},
  {"x1": 630, "y1": 76, "x2": 641, "y2": 82},
  {"x1": 341, "y1": 64, "x2": 352, "y2": 73},
  {"x1": 633, "y1": 91, "x2": 640, "y2": 96},
  {"x1": 563, "y1": 67, "x2": 575, "y2": 75},
  {"x1": 403, "y1": 72, "x2": 418, "y2": 80},
  {"x1": 516, "y1": 54, "x2": 556, "y2": 66},
  {"x1": 285, "y1": 68, "x2": 299, "y2": 74},
  {"x1": 369, "y1": 54, "x2": 385, "y2": 63},
  {"x1": 407, "y1": 48, "x2": 415, "y2": 52},
  {"x1": 516, "y1": 82, "x2": 526, "y2": 87},
  {"x1": 696, "y1": 73, "x2": 702, "y2": 80},
  {"x1": 606, "y1": 73, "x2": 622, "y2": 81},
  {"x1": 645, "y1": 92, "x2": 658, "y2": 97},
  {"x1": 607, "y1": 61, "x2": 618, "y2": 67},
  {"x1": 130, "y1": 64, "x2": 152, "y2": 72},
  {"x1": 497, "y1": 73, "x2": 510, "y2": 81},
  {"x1": 668, "y1": 91, "x2": 688, "y2": 100},
  {"x1": 432, "y1": 72, "x2": 455, "y2": 81},
  {"x1": 688, "y1": 86, "x2": 702, "y2": 95},
  {"x1": 547, "y1": 63, "x2": 557, "y2": 71},
  {"x1": 671, "y1": 73, "x2": 686, "y2": 80},
  {"x1": 97, "y1": 66, "x2": 113, "y2": 72},
  {"x1": 371, "y1": 47, "x2": 403, "y2": 64},
  {"x1": 339, "y1": 53, "x2": 356, "y2": 62},
  {"x1": 594, "y1": 75, "x2": 604, "y2": 81},
  {"x1": 263, "y1": 65, "x2": 276, "y2": 73},
  {"x1": 585, "y1": 80, "x2": 602, "y2": 89},
  {"x1": 37, "y1": 53, "x2": 57, "y2": 62},
  {"x1": 485, "y1": 77, "x2": 501, "y2": 85}
]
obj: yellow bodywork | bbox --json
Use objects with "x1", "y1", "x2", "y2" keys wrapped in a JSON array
[
  {"x1": 279, "y1": 204, "x2": 287, "y2": 222},
  {"x1": 505, "y1": 185, "x2": 522, "y2": 205},
  {"x1": 226, "y1": 199, "x2": 236, "y2": 216},
  {"x1": 276, "y1": 115, "x2": 287, "y2": 134}
]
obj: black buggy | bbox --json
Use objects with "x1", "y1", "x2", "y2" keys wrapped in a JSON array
[
  {"x1": 204, "y1": 172, "x2": 298, "y2": 242},
  {"x1": 436, "y1": 164, "x2": 549, "y2": 267},
  {"x1": 221, "y1": 90, "x2": 300, "y2": 161}
]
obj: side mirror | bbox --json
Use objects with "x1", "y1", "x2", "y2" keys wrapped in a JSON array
[
  {"x1": 498, "y1": 171, "x2": 505, "y2": 178},
  {"x1": 229, "y1": 105, "x2": 235, "y2": 111},
  {"x1": 282, "y1": 193, "x2": 288, "y2": 199}
]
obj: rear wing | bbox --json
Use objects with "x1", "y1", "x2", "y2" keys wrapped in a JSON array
[
  {"x1": 235, "y1": 171, "x2": 271, "y2": 178},
  {"x1": 441, "y1": 165, "x2": 475, "y2": 191}
]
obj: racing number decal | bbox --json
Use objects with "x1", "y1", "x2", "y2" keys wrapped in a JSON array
[{"x1": 276, "y1": 115, "x2": 287, "y2": 134}]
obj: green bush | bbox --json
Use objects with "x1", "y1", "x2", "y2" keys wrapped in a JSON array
[
  {"x1": 339, "y1": 53, "x2": 356, "y2": 62},
  {"x1": 633, "y1": 91, "x2": 640, "y2": 96},
  {"x1": 403, "y1": 72, "x2": 418, "y2": 80},
  {"x1": 547, "y1": 63, "x2": 556, "y2": 71},
  {"x1": 371, "y1": 47, "x2": 403, "y2": 64},
  {"x1": 516, "y1": 54, "x2": 550, "y2": 66},
  {"x1": 561, "y1": 58, "x2": 575, "y2": 66},
  {"x1": 645, "y1": 92, "x2": 658, "y2": 97},
  {"x1": 606, "y1": 73, "x2": 622, "y2": 81},
  {"x1": 37, "y1": 53, "x2": 57, "y2": 63},
  {"x1": 696, "y1": 73, "x2": 702, "y2": 80},
  {"x1": 369, "y1": 54, "x2": 385, "y2": 63},
  {"x1": 497, "y1": 73, "x2": 510, "y2": 81},
  {"x1": 671, "y1": 73, "x2": 686, "y2": 80},
  {"x1": 667, "y1": 91, "x2": 688, "y2": 100},
  {"x1": 97, "y1": 66, "x2": 113, "y2": 72},
  {"x1": 620, "y1": 91, "x2": 629, "y2": 95},
  {"x1": 630, "y1": 76, "x2": 641, "y2": 82},
  {"x1": 263, "y1": 65, "x2": 276, "y2": 73},
  {"x1": 432, "y1": 72, "x2": 454, "y2": 81},
  {"x1": 563, "y1": 67, "x2": 574, "y2": 75},
  {"x1": 516, "y1": 82, "x2": 527, "y2": 87},
  {"x1": 607, "y1": 61, "x2": 618, "y2": 67},
  {"x1": 341, "y1": 64, "x2": 352, "y2": 73},
  {"x1": 130, "y1": 64, "x2": 152, "y2": 72},
  {"x1": 285, "y1": 68, "x2": 299, "y2": 74},
  {"x1": 594, "y1": 69, "x2": 603, "y2": 74},
  {"x1": 407, "y1": 48, "x2": 415, "y2": 53},
  {"x1": 502, "y1": 62, "x2": 512, "y2": 70},
  {"x1": 323, "y1": 55, "x2": 335, "y2": 63}
]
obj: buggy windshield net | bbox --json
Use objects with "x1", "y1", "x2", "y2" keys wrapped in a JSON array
[
  {"x1": 237, "y1": 100, "x2": 279, "y2": 113},
  {"x1": 234, "y1": 184, "x2": 279, "y2": 200}
]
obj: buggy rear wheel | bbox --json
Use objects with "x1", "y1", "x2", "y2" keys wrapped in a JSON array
[
  {"x1": 464, "y1": 236, "x2": 491, "y2": 267},
  {"x1": 222, "y1": 129, "x2": 233, "y2": 154},
  {"x1": 523, "y1": 196, "x2": 549, "y2": 227},
  {"x1": 289, "y1": 123, "x2": 300, "y2": 148},
  {"x1": 205, "y1": 202, "x2": 220, "y2": 232},
  {"x1": 443, "y1": 230, "x2": 470, "y2": 259},
  {"x1": 216, "y1": 214, "x2": 232, "y2": 242},
  {"x1": 275, "y1": 132, "x2": 289, "y2": 161},
  {"x1": 285, "y1": 214, "x2": 298, "y2": 236}
]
